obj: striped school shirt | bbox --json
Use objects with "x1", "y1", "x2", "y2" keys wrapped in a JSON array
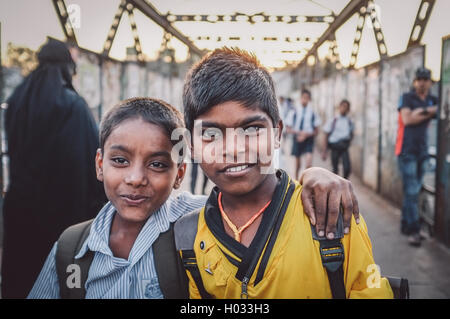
[
  {"x1": 285, "y1": 103, "x2": 321, "y2": 134},
  {"x1": 27, "y1": 191, "x2": 206, "y2": 299}
]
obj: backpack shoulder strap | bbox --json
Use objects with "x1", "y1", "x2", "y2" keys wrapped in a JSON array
[
  {"x1": 348, "y1": 117, "x2": 354, "y2": 140},
  {"x1": 330, "y1": 117, "x2": 338, "y2": 136},
  {"x1": 153, "y1": 222, "x2": 190, "y2": 299},
  {"x1": 174, "y1": 209, "x2": 212, "y2": 299},
  {"x1": 55, "y1": 219, "x2": 94, "y2": 299},
  {"x1": 311, "y1": 213, "x2": 346, "y2": 299},
  {"x1": 174, "y1": 209, "x2": 201, "y2": 251}
]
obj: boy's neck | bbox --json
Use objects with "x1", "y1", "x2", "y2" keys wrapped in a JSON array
[
  {"x1": 109, "y1": 213, "x2": 146, "y2": 259},
  {"x1": 220, "y1": 172, "x2": 279, "y2": 221}
]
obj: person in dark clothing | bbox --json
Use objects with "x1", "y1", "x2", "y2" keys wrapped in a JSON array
[
  {"x1": 395, "y1": 67, "x2": 438, "y2": 247},
  {"x1": 1, "y1": 38, "x2": 106, "y2": 298},
  {"x1": 322, "y1": 99, "x2": 354, "y2": 179}
]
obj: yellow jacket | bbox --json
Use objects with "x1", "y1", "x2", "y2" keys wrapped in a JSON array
[{"x1": 184, "y1": 179, "x2": 393, "y2": 299}]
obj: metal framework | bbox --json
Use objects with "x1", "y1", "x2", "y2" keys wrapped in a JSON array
[
  {"x1": 53, "y1": 0, "x2": 204, "y2": 60},
  {"x1": 367, "y1": 0, "x2": 387, "y2": 59},
  {"x1": 101, "y1": 1, "x2": 144, "y2": 63},
  {"x1": 52, "y1": 0, "x2": 78, "y2": 45},
  {"x1": 192, "y1": 36, "x2": 316, "y2": 43},
  {"x1": 347, "y1": 0, "x2": 387, "y2": 69},
  {"x1": 102, "y1": 0, "x2": 127, "y2": 56},
  {"x1": 126, "y1": 3, "x2": 144, "y2": 63},
  {"x1": 164, "y1": 12, "x2": 335, "y2": 24},
  {"x1": 127, "y1": 0, "x2": 205, "y2": 57},
  {"x1": 50, "y1": 0, "x2": 436, "y2": 69},
  {"x1": 348, "y1": 8, "x2": 366, "y2": 68},
  {"x1": 296, "y1": 0, "x2": 367, "y2": 69},
  {"x1": 407, "y1": 0, "x2": 436, "y2": 48},
  {"x1": 327, "y1": 33, "x2": 340, "y2": 66}
]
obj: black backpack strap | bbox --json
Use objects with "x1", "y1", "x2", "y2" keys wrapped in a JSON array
[
  {"x1": 311, "y1": 111, "x2": 316, "y2": 129},
  {"x1": 153, "y1": 223, "x2": 190, "y2": 299},
  {"x1": 55, "y1": 219, "x2": 94, "y2": 299},
  {"x1": 174, "y1": 209, "x2": 212, "y2": 299},
  {"x1": 311, "y1": 213, "x2": 346, "y2": 299}
]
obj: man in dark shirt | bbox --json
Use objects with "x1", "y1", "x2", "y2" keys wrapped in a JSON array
[{"x1": 395, "y1": 67, "x2": 438, "y2": 247}]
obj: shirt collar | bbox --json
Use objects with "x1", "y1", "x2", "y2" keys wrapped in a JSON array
[{"x1": 75, "y1": 200, "x2": 174, "y2": 264}]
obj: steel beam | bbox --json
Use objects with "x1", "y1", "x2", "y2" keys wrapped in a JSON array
[
  {"x1": 407, "y1": 0, "x2": 436, "y2": 48},
  {"x1": 126, "y1": 4, "x2": 145, "y2": 63},
  {"x1": 102, "y1": 1, "x2": 127, "y2": 56},
  {"x1": 349, "y1": 9, "x2": 366, "y2": 68},
  {"x1": 295, "y1": 0, "x2": 367, "y2": 69},
  {"x1": 126, "y1": 0, "x2": 205, "y2": 57},
  {"x1": 164, "y1": 12, "x2": 335, "y2": 24},
  {"x1": 52, "y1": 0, "x2": 78, "y2": 45},
  {"x1": 367, "y1": 0, "x2": 387, "y2": 58}
]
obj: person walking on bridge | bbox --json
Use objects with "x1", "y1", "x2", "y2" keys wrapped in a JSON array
[{"x1": 286, "y1": 89, "x2": 321, "y2": 180}]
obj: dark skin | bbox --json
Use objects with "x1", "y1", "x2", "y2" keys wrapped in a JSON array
[
  {"x1": 96, "y1": 113, "x2": 360, "y2": 258},
  {"x1": 95, "y1": 118, "x2": 186, "y2": 259},
  {"x1": 192, "y1": 101, "x2": 360, "y2": 246}
]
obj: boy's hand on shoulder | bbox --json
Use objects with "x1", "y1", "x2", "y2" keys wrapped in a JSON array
[{"x1": 299, "y1": 167, "x2": 360, "y2": 239}]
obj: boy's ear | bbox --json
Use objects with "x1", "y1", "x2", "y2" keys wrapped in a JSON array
[
  {"x1": 173, "y1": 162, "x2": 187, "y2": 190},
  {"x1": 95, "y1": 148, "x2": 104, "y2": 182}
]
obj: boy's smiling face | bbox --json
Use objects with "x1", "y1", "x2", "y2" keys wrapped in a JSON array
[
  {"x1": 192, "y1": 101, "x2": 282, "y2": 196},
  {"x1": 96, "y1": 118, "x2": 185, "y2": 223}
]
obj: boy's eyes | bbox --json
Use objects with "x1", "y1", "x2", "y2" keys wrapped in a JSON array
[
  {"x1": 149, "y1": 161, "x2": 168, "y2": 169},
  {"x1": 111, "y1": 157, "x2": 128, "y2": 165},
  {"x1": 110, "y1": 157, "x2": 168, "y2": 170},
  {"x1": 243, "y1": 126, "x2": 261, "y2": 135},
  {"x1": 201, "y1": 126, "x2": 262, "y2": 140},
  {"x1": 202, "y1": 128, "x2": 222, "y2": 140}
]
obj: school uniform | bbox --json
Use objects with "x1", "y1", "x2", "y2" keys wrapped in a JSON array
[
  {"x1": 323, "y1": 115, "x2": 354, "y2": 179},
  {"x1": 181, "y1": 170, "x2": 393, "y2": 299},
  {"x1": 286, "y1": 104, "x2": 321, "y2": 156},
  {"x1": 27, "y1": 192, "x2": 206, "y2": 299}
]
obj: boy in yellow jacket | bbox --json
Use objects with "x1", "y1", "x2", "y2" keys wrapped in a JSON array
[{"x1": 175, "y1": 47, "x2": 393, "y2": 299}]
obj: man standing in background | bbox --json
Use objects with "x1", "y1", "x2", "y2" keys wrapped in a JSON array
[{"x1": 396, "y1": 67, "x2": 438, "y2": 247}]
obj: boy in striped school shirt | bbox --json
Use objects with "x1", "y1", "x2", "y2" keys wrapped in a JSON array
[{"x1": 28, "y1": 97, "x2": 360, "y2": 299}]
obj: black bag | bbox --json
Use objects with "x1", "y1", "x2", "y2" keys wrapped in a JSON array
[
  {"x1": 328, "y1": 139, "x2": 351, "y2": 151},
  {"x1": 55, "y1": 219, "x2": 189, "y2": 299}
]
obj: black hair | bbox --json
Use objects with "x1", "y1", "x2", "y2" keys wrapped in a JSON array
[
  {"x1": 301, "y1": 89, "x2": 311, "y2": 98},
  {"x1": 340, "y1": 99, "x2": 351, "y2": 109},
  {"x1": 183, "y1": 47, "x2": 280, "y2": 132},
  {"x1": 37, "y1": 38, "x2": 77, "y2": 89},
  {"x1": 99, "y1": 97, "x2": 185, "y2": 159}
]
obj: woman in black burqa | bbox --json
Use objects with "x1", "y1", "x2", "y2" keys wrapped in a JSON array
[{"x1": 1, "y1": 39, "x2": 106, "y2": 298}]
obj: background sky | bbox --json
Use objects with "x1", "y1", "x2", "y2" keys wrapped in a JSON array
[{"x1": 1, "y1": 0, "x2": 450, "y2": 79}]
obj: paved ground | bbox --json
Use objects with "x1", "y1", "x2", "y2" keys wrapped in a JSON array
[{"x1": 181, "y1": 146, "x2": 450, "y2": 299}]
